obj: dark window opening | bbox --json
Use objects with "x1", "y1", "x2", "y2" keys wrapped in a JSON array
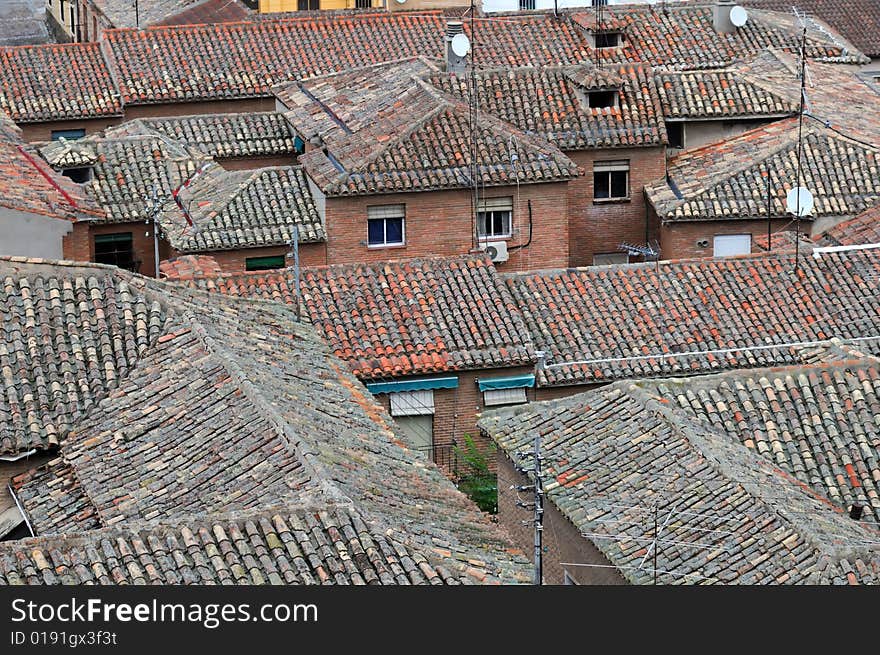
[
  {"x1": 297, "y1": 0, "x2": 319, "y2": 9},
  {"x1": 595, "y1": 32, "x2": 622, "y2": 48},
  {"x1": 245, "y1": 255, "x2": 286, "y2": 271},
  {"x1": 61, "y1": 167, "x2": 92, "y2": 184},
  {"x1": 588, "y1": 90, "x2": 618, "y2": 108},
  {"x1": 519, "y1": 0, "x2": 536, "y2": 9},
  {"x1": 368, "y1": 217, "x2": 404, "y2": 246},
  {"x1": 592, "y1": 0, "x2": 609, "y2": 5},
  {"x1": 355, "y1": 0, "x2": 371, "y2": 7},
  {"x1": 51, "y1": 128, "x2": 85, "y2": 141},
  {"x1": 667, "y1": 122, "x2": 685, "y2": 149},
  {"x1": 94, "y1": 233, "x2": 135, "y2": 271},
  {"x1": 594, "y1": 168, "x2": 629, "y2": 201}
]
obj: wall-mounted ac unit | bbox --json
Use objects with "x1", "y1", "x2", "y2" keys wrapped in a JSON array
[{"x1": 482, "y1": 241, "x2": 509, "y2": 263}]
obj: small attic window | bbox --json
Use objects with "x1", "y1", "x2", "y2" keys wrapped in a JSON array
[
  {"x1": 594, "y1": 31, "x2": 623, "y2": 49},
  {"x1": 587, "y1": 90, "x2": 618, "y2": 109},
  {"x1": 61, "y1": 166, "x2": 93, "y2": 184}
]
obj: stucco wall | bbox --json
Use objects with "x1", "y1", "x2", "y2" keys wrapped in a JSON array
[{"x1": 0, "y1": 208, "x2": 72, "y2": 259}]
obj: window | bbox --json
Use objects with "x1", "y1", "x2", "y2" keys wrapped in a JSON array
[
  {"x1": 245, "y1": 255, "x2": 286, "y2": 271},
  {"x1": 293, "y1": 135, "x2": 305, "y2": 155},
  {"x1": 355, "y1": 0, "x2": 371, "y2": 7},
  {"x1": 61, "y1": 166, "x2": 92, "y2": 184},
  {"x1": 591, "y1": 0, "x2": 609, "y2": 5},
  {"x1": 51, "y1": 128, "x2": 85, "y2": 141},
  {"x1": 667, "y1": 122, "x2": 685, "y2": 149},
  {"x1": 483, "y1": 387, "x2": 528, "y2": 406},
  {"x1": 477, "y1": 197, "x2": 513, "y2": 239},
  {"x1": 713, "y1": 234, "x2": 752, "y2": 257},
  {"x1": 94, "y1": 233, "x2": 135, "y2": 271},
  {"x1": 519, "y1": 0, "x2": 536, "y2": 9},
  {"x1": 594, "y1": 32, "x2": 623, "y2": 48},
  {"x1": 367, "y1": 204, "x2": 405, "y2": 247},
  {"x1": 390, "y1": 390, "x2": 434, "y2": 460},
  {"x1": 593, "y1": 160, "x2": 629, "y2": 201},
  {"x1": 297, "y1": 0, "x2": 319, "y2": 9},
  {"x1": 592, "y1": 252, "x2": 630, "y2": 266},
  {"x1": 587, "y1": 89, "x2": 618, "y2": 109}
]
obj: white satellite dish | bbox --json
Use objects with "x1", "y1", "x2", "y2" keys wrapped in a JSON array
[
  {"x1": 395, "y1": 0, "x2": 407, "y2": 4},
  {"x1": 730, "y1": 5, "x2": 749, "y2": 27},
  {"x1": 786, "y1": 186, "x2": 815, "y2": 217},
  {"x1": 451, "y1": 33, "x2": 471, "y2": 58}
]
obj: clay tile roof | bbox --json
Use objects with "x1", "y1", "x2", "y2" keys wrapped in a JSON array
[
  {"x1": 160, "y1": 165, "x2": 325, "y2": 252},
  {"x1": 506, "y1": 249, "x2": 880, "y2": 387},
  {"x1": 160, "y1": 254, "x2": 223, "y2": 280},
  {"x1": 429, "y1": 63, "x2": 667, "y2": 150},
  {"x1": 818, "y1": 204, "x2": 880, "y2": 247},
  {"x1": 480, "y1": 375, "x2": 880, "y2": 584},
  {"x1": 0, "y1": 257, "x2": 529, "y2": 584},
  {"x1": 0, "y1": 42, "x2": 122, "y2": 122},
  {"x1": 656, "y1": 54, "x2": 800, "y2": 119},
  {"x1": 646, "y1": 118, "x2": 880, "y2": 223},
  {"x1": 0, "y1": 115, "x2": 102, "y2": 221},
  {"x1": 179, "y1": 254, "x2": 535, "y2": 379},
  {"x1": 109, "y1": 112, "x2": 299, "y2": 160},
  {"x1": 744, "y1": 0, "x2": 880, "y2": 58},
  {"x1": 298, "y1": 78, "x2": 579, "y2": 196}
]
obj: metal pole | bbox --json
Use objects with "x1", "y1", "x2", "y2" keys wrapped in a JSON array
[
  {"x1": 533, "y1": 431, "x2": 543, "y2": 586},
  {"x1": 794, "y1": 26, "x2": 807, "y2": 272},
  {"x1": 653, "y1": 504, "x2": 658, "y2": 585},
  {"x1": 767, "y1": 170, "x2": 772, "y2": 251},
  {"x1": 293, "y1": 225, "x2": 301, "y2": 322},
  {"x1": 135, "y1": 0, "x2": 140, "y2": 29}
]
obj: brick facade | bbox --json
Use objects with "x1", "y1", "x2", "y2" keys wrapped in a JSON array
[
  {"x1": 196, "y1": 242, "x2": 327, "y2": 274},
  {"x1": 566, "y1": 147, "x2": 667, "y2": 267},
  {"x1": 659, "y1": 216, "x2": 797, "y2": 260},
  {"x1": 18, "y1": 116, "x2": 122, "y2": 143},
  {"x1": 323, "y1": 182, "x2": 571, "y2": 272},
  {"x1": 496, "y1": 456, "x2": 627, "y2": 585},
  {"x1": 370, "y1": 366, "x2": 537, "y2": 475}
]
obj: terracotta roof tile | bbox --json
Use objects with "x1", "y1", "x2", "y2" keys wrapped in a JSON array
[
  {"x1": 818, "y1": 204, "x2": 880, "y2": 247},
  {"x1": 507, "y1": 250, "x2": 880, "y2": 386},
  {"x1": 180, "y1": 254, "x2": 534, "y2": 378}
]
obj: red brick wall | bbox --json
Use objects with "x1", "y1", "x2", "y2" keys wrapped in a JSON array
[
  {"x1": 123, "y1": 98, "x2": 276, "y2": 121},
  {"x1": 496, "y1": 455, "x2": 627, "y2": 585},
  {"x1": 566, "y1": 147, "x2": 666, "y2": 267},
  {"x1": 62, "y1": 220, "x2": 164, "y2": 275},
  {"x1": 659, "y1": 217, "x2": 794, "y2": 260},
  {"x1": 323, "y1": 183, "x2": 570, "y2": 272},
  {"x1": 19, "y1": 116, "x2": 123, "y2": 143},
  {"x1": 370, "y1": 366, "x2": 537, "y2": 476},
  {"x1": 61, "y1": 222, "x2": 91, "y2": 263},
  {"x1": 193, "y1": 243, "x2": 327, "y2": 274}
]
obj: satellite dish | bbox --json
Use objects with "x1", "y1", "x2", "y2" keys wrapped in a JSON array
[
  {"x1": 786, "y1": 186, "x2": 815, "y2": 217},
  {"x1": 451, "y1": 33, "x2": 471, "y2": 58},
  {"x1": 730, "y1": 5, "x2": 749, "y2": 27},
  {"x1": 395, "y1": 0, "x2": 407, "y2": 4}
]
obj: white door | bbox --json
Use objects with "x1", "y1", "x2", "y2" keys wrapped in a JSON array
[{"x1": 713, "y1": 234, "x2": 751, "y2": 257}]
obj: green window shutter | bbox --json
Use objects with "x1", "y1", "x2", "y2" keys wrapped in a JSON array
[{"x1": 245, "y1": 255, "x2": 286, "y2": 271}]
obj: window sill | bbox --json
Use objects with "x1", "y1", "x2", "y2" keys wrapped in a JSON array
[
  {"x1": 593, "y1": 197, "x2": 631, "y2": 205},
  {"x1": 367, "y1": 243, "x2": 406, "y2": 250}
]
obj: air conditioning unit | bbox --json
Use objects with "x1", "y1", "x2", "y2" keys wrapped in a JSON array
[{"x1": 482, "y1": 241, "x2": 509, "y2": 263}]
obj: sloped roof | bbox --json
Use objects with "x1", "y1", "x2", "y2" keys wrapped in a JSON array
[
  {"x1": 652, "y1": 359, "x2": 880, "y2": 523},
  {"x1": 159, "y1": 165, "x2": 325, "y2": 252},
  {"x1": 481, "y1": 378, "x2": 880, "y2": 584},
  {"x1": 0, "y1": 257, "x2": 528, "y2": 584},
  {"x1": 428, "y1": 63, "x2": 667, "y2": 150},
  {"x1": 177, "y1": 254, "x2": 534, "y2": 379},
  {"x1": 100, "y1": 0, "x2": 251, "y2": 29},
  {"x1": 298, "y1": 80, "x2": 579, "y2": 196},
  {"x1": 0, "y1": 42, "x2": 122, "y2": 122},
  {"x1": 107, "y1": 112, "x2": 299, "y2": 160},
  {"x1": 744, "y1": 0, "x2": 880, "y2": 57},
  {"x1": 0, "y1": 114, "x2": 103, "y2": 221},
  {"x1": 818, "y1": 204, "x2": 880, "y2": 247},
  {"x1": 647, "y1": 118, "x2": 880, "y2": 222},
  {"x1": 506, "y1": 250, "x2": 880, "y2": 386},
  {"x1": 656, "y1": 55, "x2": 799, "y2": 119},
  {"x1": 38, "y1": 133, "x2": 210, "y2": 224}
]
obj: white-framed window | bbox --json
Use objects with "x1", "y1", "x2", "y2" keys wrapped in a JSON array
[
  {"x1": 593, "y1": 160, "x2": 629, "y2": 201},
  {"x1": 592, "y1": 252, "x2": 630, "y2": 266},
  {"x1": 713, "y1": 234, "x2": 752, "y2": 257},
  {"x1": 367, "y1": 204, "x2": 405, "y2": 247},
  {"x1": 390, "y1": 390, "x2": 434, "y2": 416},
  {"x1": 483, "y1": 387, "x2": 528, "y2": 407},
  {"x1": 477, "y1": 197, "x2": 513, "y2": 239}
]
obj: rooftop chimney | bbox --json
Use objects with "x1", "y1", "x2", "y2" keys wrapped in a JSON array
[
  {"x1": 713, "y1": 0, "x2": 736, "y2": 34},
  {"x1": 445, "y1": 21, "x2": 467, "y2": 74}
]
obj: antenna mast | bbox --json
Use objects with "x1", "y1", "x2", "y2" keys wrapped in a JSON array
[{"x1": 793, "y1": 24, "x2": 807, "y2": 272}]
